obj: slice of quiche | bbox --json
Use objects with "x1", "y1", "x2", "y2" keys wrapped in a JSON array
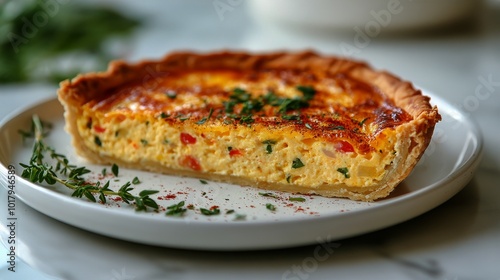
[{"x1": 57, "y1": 51, "x2": 440, "y2": 201}]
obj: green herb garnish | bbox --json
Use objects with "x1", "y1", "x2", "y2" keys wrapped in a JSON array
[
  {"x1": 337, "y1": 167, "x2": 350, "y2": 178},
  {"x1": 166, "y1": 201, "x2": 187, "y2": 217},
  {"x1": 132, "y1": 177, "x2": 141, "y2": 185},
  {"x1": 359, "y1": 118, "x2": 368, "y2": 126},
  {"x1": 289, "y1": 197, "x2": 306, "y2": 202},
  {"x1": 221, "y1": 86, "x2": 316, "y2": 125},
  {"x1": 296, "y1": 85, "x2": 316, "y2": 101},
  {"x1": 239, "y1": 115, "x2": 254, "y2": 124},
  {"x1": 262, "y1": 140, "x2": 277, "y2": 154},
  {"x1": 259, "y1": 192, "x2": 279, "y2": 198},
  {"x1": 200, "y1": 179, "x2": 208, "y2": 184},
  {"x1": 278, "y1": 99, "x2": 309, "y2": 114},
  {"x1": 111, "y1": 163, "x2": 119, "y2": 177},
  {"x1": 266, "y1": 145, "x2": 272, "y2": 154},
  {"x1": 196, "y1": 108, "x2": 214, "y2": 125},
  {"x1": 330, "y1": 125, "x2": 345, "y2": 130},
  {"x1": 177, "y1": 115, "x2": 190, "y2": 121},
  {"x1": 281, "y1": 114, "x2": 301, "y2": 121},
  {"x1": 94, "y1": 136, "x2": 102, "y2": 147},
  {"x1": 234, "y1": 214, "x2": 247, "y2": 221},
  {"x1": 292, "y1": 158, "x2": 305, "y2": 169},
  {"x1": 200, "y1": 207, "x2": 220, "y2": 216},
  {"x1": 266, "y1": 203, "x2": 276, "y2": 211}
]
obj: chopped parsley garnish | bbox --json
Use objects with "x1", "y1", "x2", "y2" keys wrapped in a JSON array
[
  {"x1": 292, "y1": 158, "x2": 305, "y2": 169},
  {"x1": 337, "y1": 167, "x2": 350, "y2": 178},
  {"x1": 94, "y1": 136, "x2": 102, "y2": 147},
  {"x1": 224, "y1": 102, "x2": 236, "y2": 114},
  {"x1": 262, "y1": 140, "x2": 277, "y2": 154},
  {"x1": 278, "y1": 98, "x2": 309, "y2": 114},
  {"x1": 276, "y1": 85, "x2": 316, "y2": 113},
  {"x1": 266, "y1": 203, "x2": 276, "y2": 211},
  {"x1": 266, "y1": 144, "x2": 272, "y2": 154},
  {"x1": 296, "y1": 85, "x2": 316, "y2": 101},
  {"x1": 286, "y1": 174, "x2": 292, "y2": 183},
  {"x1": 281, "y1": 114, "x2": 300, "y2": 121},
  {"x1": 159, "y1": 112, "x2": 169, "y2": 119},
  {"x1": 330, "y1": 125, "x2": 345, "y2": 130},
  {"x1": 140, "y1": 139, "x2": 148, "y2": 146},
  {"x1": 196, "y1": 108, "x2": 214, "y2": 125},
  {"x1": 223, "y1": 88, "x2": 250, "y2": 114},
  {"x1": 176, "y1": 114, "x2": 190, "y2": 121},
  {"x1": 166, "y1": 201, "x2": 187, "y2": 217},
  {"x1": 289, "y1": 197, "x2": 306, "y2": 202},
  {"x1": 259, "y1": 192, "x2": 279, "y2": 198},
  {"x1": 132, "y1": 177, "x2": 141, "y2": 184},
  {"x1": 200, "y1": 207, "x2": 220, "y2": 216},
  {"x1": 359, "y1": 118, "x2": 369, "y2": 126},
  {"x1": 86, "y1": 119, "x2": 92, "y2": 129},
  {"x1": 111, "y1": 163, "x2": 119, "y2": 176},
  {"x1": 222, "y1": 86, "x2": 317, "y2": 125},
  {"x1": 231, "y1": 88, "x2": 252, "y2": 102},
  {"x1": 239, "y1": 114, "x2": 254, "y2": 124},
  {"x1": 234, "y1": 214, "x2": 246, "y2": 221}
]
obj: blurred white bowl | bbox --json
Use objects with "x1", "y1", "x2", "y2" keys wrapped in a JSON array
[{"x1": 248, "y1": 0, "x2": 482, "y2": 32}]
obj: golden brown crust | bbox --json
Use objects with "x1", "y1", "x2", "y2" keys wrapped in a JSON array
[
  {"x1": 58, "y1": 50, "x2": 441, "y2": 201},
  {"x1": 59, "y1": 51, "x2": 362, "y2": 105},
  {"x1": 59, "y1": 50, "x2": 438, "y2": 120}
]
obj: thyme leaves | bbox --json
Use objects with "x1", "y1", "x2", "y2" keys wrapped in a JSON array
[{"x1": 19, "y1": 115, "x2": 159, "y2": 212}]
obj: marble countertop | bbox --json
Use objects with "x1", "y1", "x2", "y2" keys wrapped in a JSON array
[{"x1": 1, "y1": 1, "x2": 499, "y2": 279}]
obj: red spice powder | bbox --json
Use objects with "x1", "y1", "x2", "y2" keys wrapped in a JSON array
[
  {"x1": 295, "y1": 206, "x2": 305, "y2": 212},
  {"x1": 158, "y1": 194, "x2": 177, "y2": 200}
]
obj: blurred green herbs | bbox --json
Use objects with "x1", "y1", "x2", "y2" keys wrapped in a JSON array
[{"x1": 0, "y1": 0, "x2": 141, "y2": 84}]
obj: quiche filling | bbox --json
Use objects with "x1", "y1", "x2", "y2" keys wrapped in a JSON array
[{"x1": 58, "y1": 51, "x2": 440, "y2": 201}]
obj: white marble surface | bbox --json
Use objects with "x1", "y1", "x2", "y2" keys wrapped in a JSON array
[{"x1": 1, "y1": 0, "x2": 499, "y2": 279}]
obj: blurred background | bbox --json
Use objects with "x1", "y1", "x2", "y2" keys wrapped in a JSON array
[{"x1": 0, "y1": 0, "x2": 499, "y2": 167}]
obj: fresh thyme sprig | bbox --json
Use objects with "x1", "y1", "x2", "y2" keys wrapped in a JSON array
[{"x1": 19, "y1": 115, "x2": 159, "y2": 211}]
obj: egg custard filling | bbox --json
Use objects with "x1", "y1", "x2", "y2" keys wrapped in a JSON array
[{"x1": 58, "y1": 51, "x2": 440, "y2": 201}]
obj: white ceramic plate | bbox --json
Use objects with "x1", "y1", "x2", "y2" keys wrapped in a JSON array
[{"x1": 0, "y1": 92, "x2": 482, "y2": 250}]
